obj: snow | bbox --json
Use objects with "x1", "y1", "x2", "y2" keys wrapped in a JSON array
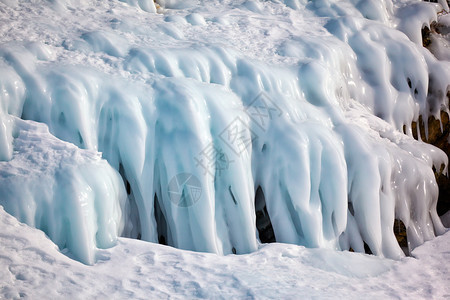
[
  {"x1": 1, "y1": 205, "x2": 449, "y2": 299},
  {"x1": 0, "y1": 0, "x2": 449, "y2": 295}
]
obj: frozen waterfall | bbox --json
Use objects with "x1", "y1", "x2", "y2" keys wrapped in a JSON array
[{"x1": 0, "y1": 0, "x2": 449, "y2": 264}]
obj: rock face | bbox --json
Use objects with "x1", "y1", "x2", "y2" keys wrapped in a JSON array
[
  {"x1": 419, "y1": 10, "x2": 450, "y2": 216},
  {"x1": 412, "y1": 110, "x2": 450, "y2": 216},
  {"x1": 255, "y1": 187, "x2": 275, "y2": 244}
]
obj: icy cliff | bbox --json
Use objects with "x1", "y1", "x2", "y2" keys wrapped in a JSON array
[{"x1": 0, "y1": 0, "x2": 449, "y2": 264}]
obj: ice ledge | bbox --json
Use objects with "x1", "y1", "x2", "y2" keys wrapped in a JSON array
[{"x1": 0, "y1": 118, "x2": 126, "y2": 265}]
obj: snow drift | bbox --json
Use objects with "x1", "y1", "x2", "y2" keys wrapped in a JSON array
[
  {"x1": 2, "y1": 205, "x2": 450, "y2": 299},
  {"x1": 0, "y1": 0, "x2": 449, "y2": 264}
]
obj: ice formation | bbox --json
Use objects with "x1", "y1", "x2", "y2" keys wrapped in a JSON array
[
  {"x1": 0, "y1": 118, "x2": 126, "y2": 264},
  {"x1": 0, "y1": 0, "x2": 449, "y2": 264}
]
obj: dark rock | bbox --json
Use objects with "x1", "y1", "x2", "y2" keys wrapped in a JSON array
[{"x1": 412, "y1": 110, "x2": 450, "y2": 216}]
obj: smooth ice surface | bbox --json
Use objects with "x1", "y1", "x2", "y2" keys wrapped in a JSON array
[
  {"x1": 0, "y1": 118, "x2": 126, "y2": 264},
  {"x1": 1, "y1": 206, "x2": 450, "y2": 299},
  {"x1": 0, "y1": 0, "x2": 449, "y2": 265}
]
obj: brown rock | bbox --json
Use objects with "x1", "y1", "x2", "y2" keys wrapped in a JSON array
[{"x1": 411, "y1": 110, "x2": 450, "y2": 216}]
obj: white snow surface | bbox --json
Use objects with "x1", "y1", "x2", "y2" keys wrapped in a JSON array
[
  {"x1": 1, "y1": 205, "x2": 449, "y2": 299},
  {"x1": 0, "y1": 0, "x2": 449, "y2": 271}
]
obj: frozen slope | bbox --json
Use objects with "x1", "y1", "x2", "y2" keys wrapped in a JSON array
[
  {"x1": 1, "y1": 206, "x2": 449, "y2": 299},
  {"x1": 0, "y1": 0, "x2": 449, "y2": 264}
]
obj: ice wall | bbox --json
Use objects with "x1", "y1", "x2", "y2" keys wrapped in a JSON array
[{"x1": 0, "y1": 0, "x2": 449, "y2": 262}]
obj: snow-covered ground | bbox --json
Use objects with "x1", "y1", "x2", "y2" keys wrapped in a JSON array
[
  {"x1": 1, "y1": 206, "x2": 450, "y2": 299},
  {"x1": 1, "y1": 0, "x2": 450, "y2": 297}
]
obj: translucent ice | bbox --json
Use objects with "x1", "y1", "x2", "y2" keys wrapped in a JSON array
[{"x1": 0, "y1": 118, "x2": 126, "y2": 264}]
